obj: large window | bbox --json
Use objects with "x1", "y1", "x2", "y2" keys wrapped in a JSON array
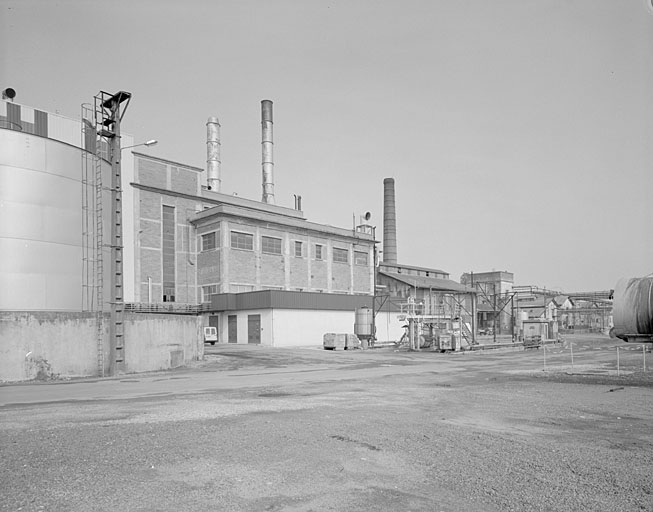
[
  {"x1": 354, "y1": 251, "x2": 368, "y2": 266},
  {"x1": 201, "y1": 231, "x2": 217, "y2": 251},
  {"x1": 262, "y1": 236, "x2": 282, "y2": 255},
  {"x1": 162, "y1": 205, "x2": 175, "y2": 302},
  {"x1": 231, "y1": 231, "x2": 253, "y2": 250},
  {"x1": 201, "y1": 284, "x2": 218, "y2": 303},
  {"x1": 314, "y1": 244, "x2": 323, "y2": 260},
  {"x1": 333, "y1": 247, "x2": 349, "y2": 264}
]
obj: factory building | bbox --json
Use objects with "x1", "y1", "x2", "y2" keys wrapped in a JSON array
[{"x1": 0, "y1": 92, "x2": 387, "y2": 379}]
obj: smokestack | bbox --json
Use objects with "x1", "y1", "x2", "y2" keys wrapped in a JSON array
[
  {"x1": 261, "y1": 100, "x2": 275, "y2": 204},
  {"x1": 206, "y1": 116, "x2": 221, "y2": 192},
  {"x1": 383, "y1": 178, "x2": 398, "y2": 264}
]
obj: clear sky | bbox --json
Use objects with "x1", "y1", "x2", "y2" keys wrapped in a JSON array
[{"x1": 2, "y1": 0, "x2": 651, "y2": 292}]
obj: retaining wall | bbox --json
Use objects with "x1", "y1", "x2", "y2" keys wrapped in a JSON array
[{"x1": 0, "y1": 311, "x2": 202, "y2": 382}]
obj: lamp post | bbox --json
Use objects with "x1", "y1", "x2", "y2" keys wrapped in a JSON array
[{"x1": 122, "y1": 139, "x2": 158, "y2": 151}]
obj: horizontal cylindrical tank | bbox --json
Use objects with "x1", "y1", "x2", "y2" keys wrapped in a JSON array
[
  {"x1": 612, "y1": 277, "x2": 653, "y2": 342},
  {"x1": 354, "y1": 306, "x2": 373, "y2": 338}
]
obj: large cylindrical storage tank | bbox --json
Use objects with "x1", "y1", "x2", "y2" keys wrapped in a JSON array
[
  {"x1": 354, "y1": 306, "x2": 373, "y2": 339},
  {"x1": 612, "y1": 277, "x2": 653, "y2": 342},
  {"x1": 0, "y1": 127, "x2": 112, "y2": 311}
]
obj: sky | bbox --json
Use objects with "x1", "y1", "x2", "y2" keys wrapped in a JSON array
[{"x1": 2, "y1": 0, "x2": 652, "y2": 292}]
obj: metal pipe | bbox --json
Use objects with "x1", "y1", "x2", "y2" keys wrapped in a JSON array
[
  {"x1": 206, "y1": 117, "x2": 221, "y2": 192},
  {"x1": 261, "y1": 100, "x2": 275, "y2": 204},
  {"x1": 382, "y1": 178, "x2": 397, "y2": 263}
]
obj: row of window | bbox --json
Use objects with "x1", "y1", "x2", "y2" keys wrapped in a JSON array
[{"x1": 200, "y1": 231, "x2": 368, "y2": 265}]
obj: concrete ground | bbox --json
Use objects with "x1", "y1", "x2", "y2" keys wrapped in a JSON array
[{"x1": 1, "y1": 335, "x2": 652, "y2": 511}]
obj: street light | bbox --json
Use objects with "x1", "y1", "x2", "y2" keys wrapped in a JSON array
[{"x1": 121, "y1": 139, "x2": 158, "y2": 151}]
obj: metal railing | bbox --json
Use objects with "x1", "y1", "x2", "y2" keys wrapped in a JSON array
[{"x1": 125, "y1": 302, "x2": 211, "y2": 315}]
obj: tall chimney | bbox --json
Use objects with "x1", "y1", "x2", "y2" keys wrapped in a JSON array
[
  {"x1": 261, "y1": 100, "x2": 275, "y2": 204},
  {"x1": 206, "y1": 116, "x2": 221, "y2": 192},
  {"x1": 383, "y1": 178, "x2": 398, "y2": 263}
]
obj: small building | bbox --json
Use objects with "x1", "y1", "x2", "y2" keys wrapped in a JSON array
[{"x1": 460, "y1": 271, "x2": 515, "y2": 335}]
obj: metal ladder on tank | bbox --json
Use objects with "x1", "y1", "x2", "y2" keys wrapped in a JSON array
[
  {"x1": 93, "y1": 122, "x2": 105, "y2": 377},
  {"x1": 81, "y1": 102, "x2": 106, "y2": 377}
]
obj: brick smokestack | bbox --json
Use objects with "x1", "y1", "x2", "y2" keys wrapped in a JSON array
[{"x1": 383, "y1": 177, "x2": 397, "y2": 263}]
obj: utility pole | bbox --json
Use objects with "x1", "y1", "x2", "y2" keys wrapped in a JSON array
[
  {"x1": 371, "y1": 228, "x2": 377, "y2": 347},
  {"x1": 99, "y1": 91, "x2": 131, "y2": 376}
]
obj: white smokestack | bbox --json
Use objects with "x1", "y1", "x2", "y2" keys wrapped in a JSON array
[
  {"x1": 261, "y1": 100, "x2": 275, "y2": 204},
  {"x1": 206, "y1": 116, "x2": 221, "y2": 192},
  {"x1": 383, "y1": 177, "x2": 398, "y2": 264}
]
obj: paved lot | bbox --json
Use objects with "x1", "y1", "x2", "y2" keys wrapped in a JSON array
[{"x1": 1, "y1": 336, "x2": 652, "y2": 511}]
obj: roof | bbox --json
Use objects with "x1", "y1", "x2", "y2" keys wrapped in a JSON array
[
  {"x1": 379, "y1": 261, "x2": 447, "y2": 276},
  {"x1": 379, "y1": 271, "x2": 475, "y2": 294}
]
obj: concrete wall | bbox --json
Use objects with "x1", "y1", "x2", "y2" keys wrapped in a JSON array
[
  {"x1": 0, "y1": 311, "x2": 203, "y2": 382},
  {"x1": 124, "y1": 312, "x2": 203, "y2": 373},
  {"x1": 0, "y1": 311, "x2": 101, "y2": 382}
]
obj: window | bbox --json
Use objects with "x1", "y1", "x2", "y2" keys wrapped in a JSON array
[
  {"x1": 162, "y1": 206, "x2": 175, "y2": 302},
  {"x1": 314, "y1": 244, "x2": 323, "y2": 260},
  {"x1": 231, "y1": 283, "x2": 255, "y2": 293},
  {"x1": 333, "y1": 247, "x2": 348, "y2": 263},
  {"x1": 262, "y1": 236, "x2": 282, "y2": 255},
  {"x1": 201, "y1": 284, "x2": 218, "y2": 303},
  {"x1": 231, "y1": 231, "x2": 253, "y2": 250},
  {"x1": 201, "y1": 232, "x2": 217, "y2": 251},
  {"x1": 294, "y1": 241, "x2": 303, "y2": 257},
  {"x1": 354, "y1": 251, "x2": 368, "y2": 266}
]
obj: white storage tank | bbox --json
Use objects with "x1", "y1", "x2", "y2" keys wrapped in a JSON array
[{"x1": 354, "y1": 306, "x2": 373, "y2": 340}]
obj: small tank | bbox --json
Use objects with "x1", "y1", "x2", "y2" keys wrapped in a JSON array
[{"x1": 354, "y1": 306, "x2": 374, "y2": 340}]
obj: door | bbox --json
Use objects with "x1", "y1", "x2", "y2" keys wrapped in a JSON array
[
  {"x1": 228, "y1": 315, "x2": 237, "y2": 344},
  {"x1": 247, "y1": 314, "x2": 261, "y2": 344},
  {"x1": 209, "y1": 316, "x2": 219, "y2": 343}
]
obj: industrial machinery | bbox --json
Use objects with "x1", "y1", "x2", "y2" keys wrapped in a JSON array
[
  {"x1": 398, "y1": 296, "x2": 470, "y2": 351},
  {"x1": 611, "y1": 277, "x2": 653, "y2": 343}
]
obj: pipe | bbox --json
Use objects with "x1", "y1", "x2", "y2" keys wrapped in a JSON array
[
  {"x1": 383, "y1": 178, "x2": 398, "y2": 263},
  {"x1": 261, "y1": 100, "x2": 275, "y2": 204},
  {"x1": 206, "y1": 117, "x2": 221, "y2": 192}
]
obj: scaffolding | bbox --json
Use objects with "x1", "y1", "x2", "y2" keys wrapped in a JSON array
[{"x1": 398, "y1": 293, "x2": 475, "y2": 350}]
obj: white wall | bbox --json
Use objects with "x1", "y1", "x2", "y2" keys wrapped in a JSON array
[
  {"x1": 374, "y1": 310, "x2": 406, "y2": 343},
  {"x1": 209, "y1": 308, "x2": 406, "y2": 348},
  {"x1": 271, "y1": 309, "x2": 357, "y2": 347}
]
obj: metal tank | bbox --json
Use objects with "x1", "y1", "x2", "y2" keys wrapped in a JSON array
[
  {"x1": 611, "y1": 277, "x2": 653, "y2": 342},
  {"x1": 0, "y1": 121, "x2": 113, "y2": 311},
  {"x1": 354, "y1": 306, "x2": 374, "y2": 340}
]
